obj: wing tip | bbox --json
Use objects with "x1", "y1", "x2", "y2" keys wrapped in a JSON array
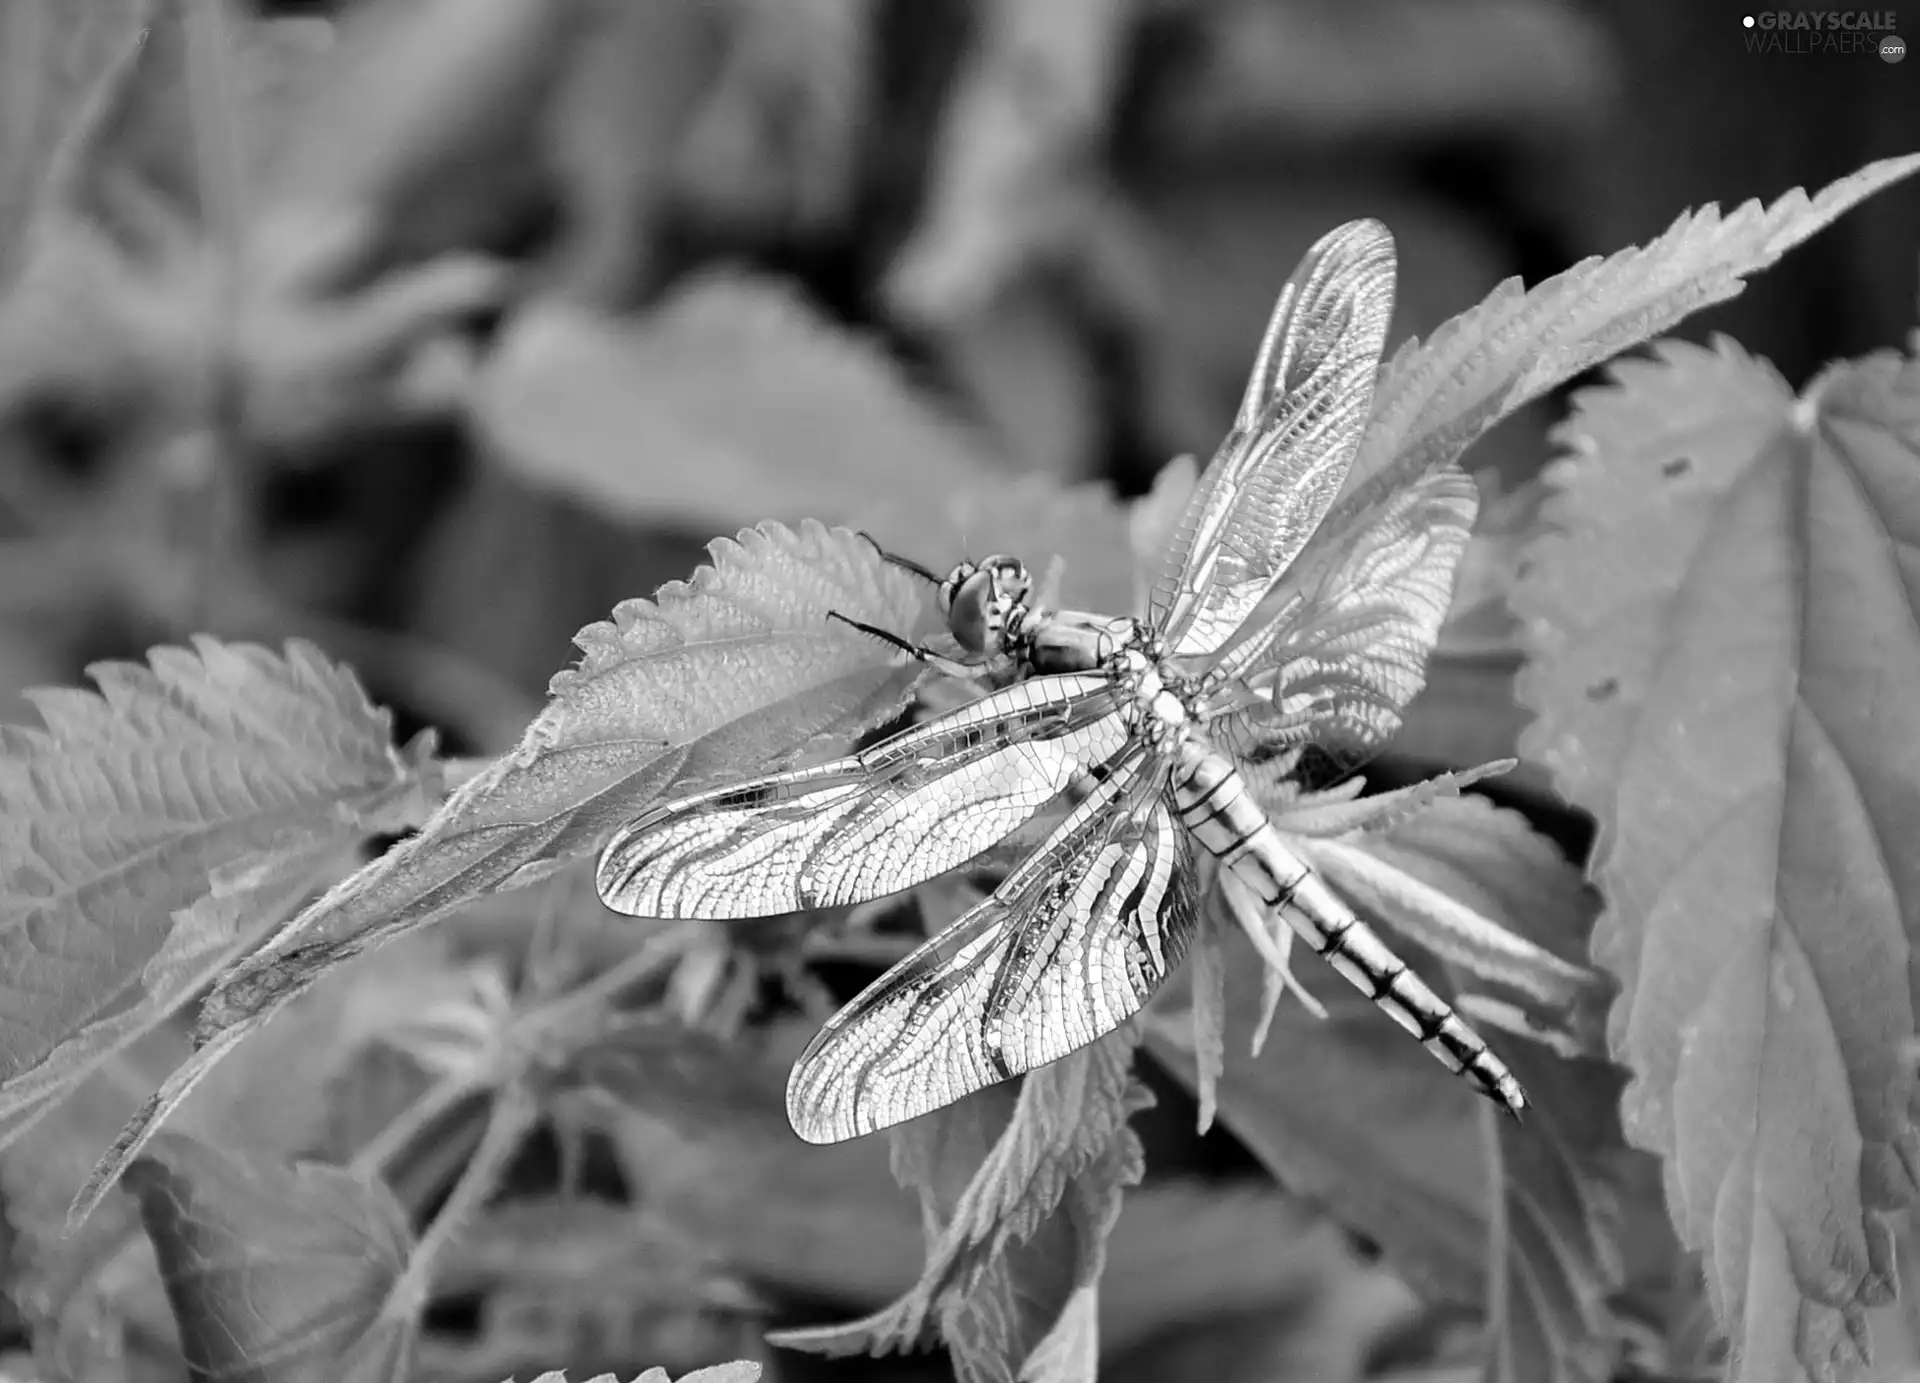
[
  {"x1": 784, "y1": 1068, "x2": 862, "y2": 1145},
  {"x1": 1329, "y1": 217, "x2": 1396, "y2": 262}
]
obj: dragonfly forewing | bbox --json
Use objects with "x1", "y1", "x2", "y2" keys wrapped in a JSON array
[
  {"x1": 597, "y1": 673, "x2": 1127, "y2": 919},
  {"x1": 1152, "y1": 220, "x2": 1398, "y2": 662}
]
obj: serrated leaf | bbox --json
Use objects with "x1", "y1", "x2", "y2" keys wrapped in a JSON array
[
  {"x1": 1145, "y1": 795, "x2": 1631, "y2": 1381},
  {"x1": 774, "y1": 1029, "x2": 1149, "y2": 1382},
  {"x1": 478, "y1": 275, "x2": 1001, "y2": 533},
  {"x1": 80, "y1": 526, "x2": 927, "y2": 1220},
  {"x1": 1346, "y1": 154, "x2": 1920, "y2": 523},
  {"x1": 1185, "y1": 913, "x2": 1228, "y2": 1135},
  {"x1": 0, "y1": 638, "x2": 431, "y2": 1097},
  {"x1": 0, "y1": 854, "x2": 330, "y2": 1148},
  {"x1": 1246, "y1": 162, "x2": 1920, "y2": 788},
  {"x1": 1513, "y1": 339, "x2": 1920, "y2": 1380},
  {"x1": 206, "y1": 521, "x2": 927, "y2": 1016},
  {"x1": 125, "y1": 1132, "x2": 416, "y2": 1383},
  {"x1": 523, "y1": 1366, "x2": 763, "y2": 1383}
]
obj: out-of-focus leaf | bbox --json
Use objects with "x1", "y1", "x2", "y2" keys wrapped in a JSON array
[
  {"x1": 674, "y1": 0, "x2": 871, "y2": 240},
  {"x1": 2, "y1": 861, "x2": 331, "y2": 1149},
  {"x1": 774, "y1": 1030, "x2": 1150, "y2": 1383},
  {"x1": 860, "y1": 474, "x2": 1139, "y2": 618},
  {"x1": 1128, "y1": 453, "x2": 1196, "y2": 590},
  {"x1": 1138, "y1": 0, "x2": 1615, "y2": 157},
  {"x1": 246, "y1": 0, "x2": 569, "y2": 249},
  {"x1": 570, "y1": 1015, "x2": 927, "y2": 1307},
  {"x1": 1146, "y1": 793, "x2": 1633, "y2": 1378},
  {"x1": 0, "y1": 0, "x2": 151, "y2": 285},
  {"x1": 574, "y1": 1015, "x2": 1381, "y2": 1359},
  {"x1": 178, "y1": 933, "x2": 471, "y2": 1163},
  {"x1": 1435, "y1": 475, "x2": 1548, "y2": 663},
  {"x1": 83, "y1": 525, "x2": 928, "y2": 1219},
  {"x1": 1099, "y1": 1181, "x2": 1417, "y2": 1369},
  {"x1": 2, "y1": 1049, "x2": 179, "y2": 1383},
  {"x1": 415, "y1": 1198, "x2": 768, "y2": 1383},
  {"x1": 0, "y1": 0, "x2": 509, "y2": 472},
  {"x1": 0, "y1": 638, "x2": 434, "y2": 1100},
  {"x1": 1148, "y1": 946, "x2": 1487, "y2": 1303},
  {"x1": 1484, "y1": 1046, "x2": 1631, "y2": 1383},
  {"x1": 929, "y1": 279, "x2": 1104, "y2": 479},
  {"x1": 1514, "y1": 339, "x2": 1920, "y2": 1380},
  {"x1": 125, "y1": 1132, "x2": 416, "y2": 1383},
  {"x1": 884, "y1": 0, "x2": 1139, "y2": 325},
  {"x1": 477, "y1": 276, "x2": 1002, "y2": 535},
  {"x1": 2, "y1": 939, "x2": 458, "y2": 1382},
  {"x1": 1395, "y1": 477, "x2": 1550, "y2": 790}
]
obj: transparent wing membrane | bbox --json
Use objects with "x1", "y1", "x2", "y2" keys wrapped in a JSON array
[
  {"x1": 785, "y1": 750, "x2": 1196, "y2": 1143},
  {"x1": 1151, "y1": 220, "x2": 1398, "y2": 660},
  {"x1": 1205, "y1": 464, "x2": 1478, "y2": 779},
  {"x1": 597, "y1": 674, "x2": 1126, "y2": 919}
]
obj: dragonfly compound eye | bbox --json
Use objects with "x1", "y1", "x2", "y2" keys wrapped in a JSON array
[
  {"x1": 945, "y1": 566, "x2": 999, "y2": 654},
  {"x1": 936, "y1": 561, "x2": 978, "y2": 616}
]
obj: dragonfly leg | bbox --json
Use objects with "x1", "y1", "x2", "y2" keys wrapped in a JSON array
[
  {"x1": 826, "y1": 610, "x2": 975, "y2": 678},
  {"x1": 852, "y1": 531, "x2": 946, "y2": 587}
]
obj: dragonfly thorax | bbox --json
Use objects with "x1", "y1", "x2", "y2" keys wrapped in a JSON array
[{"x1": 1109, "y1": 643, "x2": 1205, "y2": 754}]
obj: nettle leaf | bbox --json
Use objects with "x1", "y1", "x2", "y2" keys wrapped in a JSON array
[
  {"x1": 478, "y1": 273, "x2": 1000, "y2": 534},
  {"x1": 1513, "y1": 339, "x2": 1920, "y2": 1379},
  {"x1": 1184, "y1": 913, "x2": 1228, "y2": 1134},
  {"x1": 81, "y1": 525, "x2": 927, "y2": 1218},
  {"x1": 1294, "y1": 797, "x2": 1600, "y2": 1019},
  {"x1": 126, "y1": 1132, "x2": 416, "y2": 1383},
  {"x1": 775, "y1": 1028, "x2": 1150, "y2": 1382},
  {"x1": 0, "y1": 638, "x2": 432, "y2": 1106},
  {"x1": 1343, "y1": 154, "x2": 1920, "y2": 521},
  {"x1": 523, "y1": 1366, "x2": 763, "y2": 1383},
  {"x1": 2, "y1": 858, "x2": 328, "y2": 1148},
  {"x1": 1145, "y1": 794, "x2": 1632, "y2": 1381}
]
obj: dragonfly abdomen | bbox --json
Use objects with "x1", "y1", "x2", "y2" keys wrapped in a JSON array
[{"x1": 1167, "y1": 742, "x2": 1527, "y2": 1118}]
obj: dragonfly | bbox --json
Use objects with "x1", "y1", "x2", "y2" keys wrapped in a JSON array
[{"x1": 596, "y1": 219, "x2": 1524, "y2": 1144}]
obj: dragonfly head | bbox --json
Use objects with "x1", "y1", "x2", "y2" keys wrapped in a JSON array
[{"x1": 940, "y1": 555, "x2": 1032, "y2": 656}]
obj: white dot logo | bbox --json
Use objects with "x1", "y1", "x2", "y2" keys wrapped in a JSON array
[{"x1": 1743, "y1": 13, "x2": 1755, "y2": 25}]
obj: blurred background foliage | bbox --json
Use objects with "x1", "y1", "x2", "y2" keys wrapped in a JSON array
[{"x1": 0, "y1": 0, "x2": 1914, "y2": 1379}]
